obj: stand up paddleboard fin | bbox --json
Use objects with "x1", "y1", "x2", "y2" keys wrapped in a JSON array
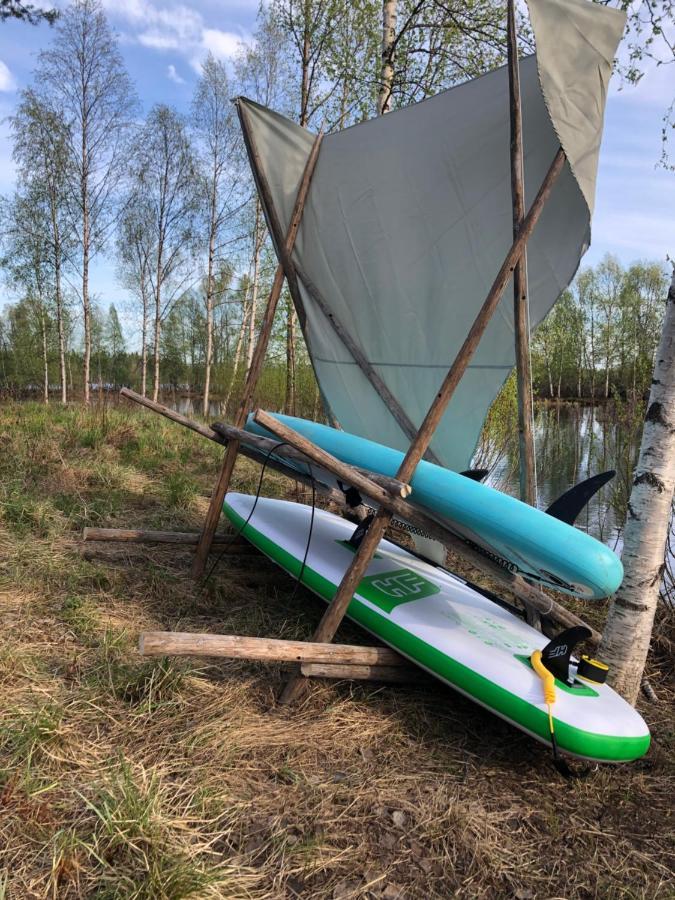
[
  {"x1": 460, "y1": 469, "x2": 489, "y2": 482},
  {"x1": 545, "y1": 471, "x2": 615, "y2": 525},
  {"x1": 540, "y1": 625, "x2": 593, "y2": 684},
  {"x1": 348, "y1": 513, "x2": 375, "y2": 549}
]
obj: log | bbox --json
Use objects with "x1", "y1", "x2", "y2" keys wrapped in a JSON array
[
  {"x1": 507, "y1": 0, "x2": 537, "y2": 509},
  {"x1": 254, "y1": 410, "x2": 413, "y2": 509},
  {"x1": 211, "y1": 421, "x2": 412, "y2": 499},
  {"x1": 190, "y1": 123, "x2": 324, "y2": 579},
  {"x1": 82, "y1": 527, "x2": 246, "y2": 546},
  {"x1": 301, "y1": 662, "x2": 426, "y2": 683},
  {"x1": 139, "y1": 632, "x2": 406, "y2": 665}
]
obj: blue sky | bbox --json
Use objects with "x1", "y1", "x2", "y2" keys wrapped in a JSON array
[{"x1": 0, "y1": 0, "x2": 673, "y2": 342}]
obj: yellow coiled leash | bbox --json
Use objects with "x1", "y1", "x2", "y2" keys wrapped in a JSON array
[{"x1": 530, "y1": 647, "x2": 578, "y2": 778}]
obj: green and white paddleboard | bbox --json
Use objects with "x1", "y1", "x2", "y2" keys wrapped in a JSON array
[{"x1": 223, "y1": 493, "x2": 650, "y2": 764}]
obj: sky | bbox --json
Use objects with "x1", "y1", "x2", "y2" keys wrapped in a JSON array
[{"x1": 0, "y1": 0, "x2": 673, "y2": 343}]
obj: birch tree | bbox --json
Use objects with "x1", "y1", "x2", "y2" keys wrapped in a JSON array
[
  {"x1": 10, "y1": 89, "x2": 73, "y2": 403},
  {"x1": 192, "y1": 53, "x2": 241, "y2": 416},
  {"x1": 35, "y1": 0, "x2": 137, "y2": 403},
  {"x1": 116, "y1": 196, "x2": 153, "y2": 396},
  {"x1": 600, "y1": 270, "x2": 675, "y2": 704},
  {"x1": 129, "y1": 104, "x2": 199, "y2": 402}
]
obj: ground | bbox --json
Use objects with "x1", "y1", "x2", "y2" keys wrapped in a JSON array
[{"x1": 0, "y1": 401, "x2": 673, "y2": 899}]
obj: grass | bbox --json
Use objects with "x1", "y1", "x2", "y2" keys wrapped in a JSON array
[{"x1": 0, "y1": 399, "x2": 673, "y2": 898}]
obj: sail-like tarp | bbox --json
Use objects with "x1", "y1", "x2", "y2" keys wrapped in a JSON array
[{"x1": 239, "y1": 0, "x2": 625, "y2": 471}]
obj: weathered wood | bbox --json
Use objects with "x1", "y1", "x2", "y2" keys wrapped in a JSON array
[
  {"x1": 212, "y1": 420, "x2": 412, "y2": 499},
  {"x1": 139, "y1": 631, "x2": 406, "y2": 665},
  {"x1": 293, "y1": 262, "x2": 443, "y2": 465},
  {"x1": 254, "y1": 411, "x2": 415, "y2": 508},
  {"x1": 82, "y1": 527, "x2": 243, "y2": 546},
  {"x1": 507, "y1": 0, "x2": 537, "y2": 509},
  {"x1": 190, "y1": 126, "x2": 324, "y2": 578},
  {"x1": 254, "y1": 405, "x2": 599, "y2": 645},
  {"x1": 301, "y1": 662, "x2": 425, "y2": 683}
]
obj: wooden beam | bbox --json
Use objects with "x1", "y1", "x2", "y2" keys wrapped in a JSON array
[
  {"x1": 139, "y1": 631, "x2": 405, "y2": 665},
  {"x1": 507, "y1": 0, "x2": 536, "y2": 509},
  {"x1": 190, "y1": 124, "x2": 324, "y2": 579},
  {"x1": 82, "y1": 527, "x2": 244, "y2": 546},
  {"x1": 253, "y1": 401, "x2": 599, "y2": 645},
  {"x1": 278, "y1": 148, "x2": 567, "y2": 704},
  {"x1": 293, "y1": 262, "x2": 443, "y2": 465},
  {"x1": 245, "y1": 412, "x2": 413, "y2": 505},
  {"x1": 301, "y1": 662, "x2": 426, "y2": 683}
]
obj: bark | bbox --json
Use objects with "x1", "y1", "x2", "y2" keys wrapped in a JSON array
[
  {"x1": 40, "y1": 303, "x2": 49, "y2": 404},
  {"x1": 202, "y1": 158, "x2": 218, "y2": 417},
  {"x1": 140, "y1": 282, "x2": 148, "y2": 397},
  {"x1": 377, "y1": 0, "x2": 397, "y2": 115},
  {"x1": 285, "y1": 301, "x2": 296, "y2": 415},
  {"x1": 152, "y1": 242, "x2": 162, "y2": 402},
  {"x1": 246, "y1": 203, "x2": 263, "y2": 372},
  {"x1": 82, "y1": 195, "x2": 90, "y2": 404},
  {"x1": 600, "y1": 271, "x2": 675, "y2": 704}
]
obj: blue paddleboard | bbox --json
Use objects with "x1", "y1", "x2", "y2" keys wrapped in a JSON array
[{"x1": 246, "y1": 414, "x2": 623, "y2": 600}]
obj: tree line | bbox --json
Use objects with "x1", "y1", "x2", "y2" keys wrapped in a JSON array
[{"x1": 0, "y1": 0, "x2": 671, "y2": 414}]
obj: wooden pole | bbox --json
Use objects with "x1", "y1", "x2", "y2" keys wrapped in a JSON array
[
  {"x1": 507, "y1": 0, "x2": 536, "y2": 507},
  {"x1": 82, "y1": 527, "x2": 246, "y2": 547},
  {"x1": 301, "y1": 662, "x2": 425, "y2": 683},
  {"x1": 120, "y1": 383, "x2": 596, "y2": 641},
  {"x1": 279, "y1": 148, "x2": 567, "y2": 704},
  {"x1": 139, "y1": 632, "x2": 405, "y2": 665},
  {"x1": 189, "y1": 127, "x2": 324, "y2": 579},
  {"x1": 254, "y1": 406, "x2": 599, "y2": 644},
  {"x1": 211, "y1": 422, "x2": 411, "y2": 499}
]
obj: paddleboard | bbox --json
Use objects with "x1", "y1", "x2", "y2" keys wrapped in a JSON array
[
  {"x1": 245, "y1": 414, "x2": 623, "y2": 600},
  {"x1": 223, "y1": 492, "x2": 649, "y2": 764}
]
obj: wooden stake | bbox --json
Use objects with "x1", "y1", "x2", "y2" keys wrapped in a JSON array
[
  {"x1": 189, "y1": 125, "x2": 324, "y2": 579},
  {"x1": 278, "y1": 147, "x2": 567, "y2": 704},
  {"x1": 139, "y1": 632, "x2": 405, "y2": 665},
  {"x1": 82, "y1": 527, "x2": 245, "y2": 546},
  {"x1": 507, "y1": 0, "x2": 536, "y2": 508}
]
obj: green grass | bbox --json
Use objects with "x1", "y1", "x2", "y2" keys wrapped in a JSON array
[{"x1": 0, "y1": 400, "x2": 672, "y2": 899}]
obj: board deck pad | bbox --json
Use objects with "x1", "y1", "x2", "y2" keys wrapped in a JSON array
[
  {"x1": 223, "y1": 493, "x2": 650, "y2": 764},
  {"x1": 245, "y1": 413, "x2": 624, "y2": 600}
]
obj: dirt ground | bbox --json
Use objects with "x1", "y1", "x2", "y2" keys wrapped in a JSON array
[{"x1": 1, "y1": 402, "x2": 673, "y2": 899}]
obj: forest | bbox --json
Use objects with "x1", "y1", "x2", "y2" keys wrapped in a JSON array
[{"x1": 0, "y1": 0, "x2": 670, "y2": 414}]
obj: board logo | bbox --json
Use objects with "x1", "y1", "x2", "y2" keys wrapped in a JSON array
[{"x1": 359, "y1": 569, "x2": 440, "y2": 613}]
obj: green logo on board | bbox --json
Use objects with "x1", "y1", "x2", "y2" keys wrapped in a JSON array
[{"x1": 358, "y1": 569, "x2": 440, "y2": 613}]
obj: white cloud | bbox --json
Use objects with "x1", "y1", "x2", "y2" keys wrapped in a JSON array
[
  {"x1": 167, "y1": 63, "x2": 185, "y2": 84},
  {"x1": 0, "y1": 61, "x2": 16, "y2": 92},
  {"x1": 202, "y1": 28, "x2": 242, "y2": 60}
]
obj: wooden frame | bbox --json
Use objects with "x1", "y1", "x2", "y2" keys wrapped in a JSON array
[{"x1": 112, "y1": 28, "x2": 591, "y2": 701}]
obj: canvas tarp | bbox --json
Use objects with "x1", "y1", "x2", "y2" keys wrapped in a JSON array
[{"x1": 239, "y1": 0, "x2": 625, "y2": 471}]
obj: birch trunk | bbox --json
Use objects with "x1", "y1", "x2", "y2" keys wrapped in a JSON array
[
  {"x1": 140, "y1": 282, "x2": 148, "y2": 397},
  {"x1": 246, "y1": 203, "x2": 263, "y2": 371},
  {"x1": 377, "y1": 0, "x2": 397, "y2": 115},
  {"x1": 152, "y1": 246, "x2": 162, "y2": 403},
  {"x1": 223, "y1": 282, "x2": 251, "y2": 412},
  {"x1": 40, "y1": 303, "x2": 49, "y2": 405},
  {"x1": 202, "y1": 162, "x2": 218, "y2": 417},
  {"x1": 285, "y1": 301, "x2": 296, "y2": 415},
  {"x1": 600, "y1": 271, "x2": 675, "y2": 704}
]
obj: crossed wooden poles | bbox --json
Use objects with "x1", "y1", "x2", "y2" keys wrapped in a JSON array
[{"x1": 100, "y1": 9, "x2": 592, "y2": 701}]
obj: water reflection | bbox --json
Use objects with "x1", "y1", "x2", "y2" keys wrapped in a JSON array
[{"x1": 488, "y1": 404, "x2": 638, "y2": 548}]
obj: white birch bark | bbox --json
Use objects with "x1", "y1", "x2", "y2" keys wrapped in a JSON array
[
  {"x1": 600, "y1": 270, "x2": 675, "y2": 704},
  {"x1": 377, "y1": 0, "x2": 397, "y2": 115}
]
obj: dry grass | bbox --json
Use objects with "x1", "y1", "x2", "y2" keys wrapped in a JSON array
[{"x1": 0, "y1": 400, "x2": 673, "y2": 899}]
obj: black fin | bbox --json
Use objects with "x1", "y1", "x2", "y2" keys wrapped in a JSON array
[
  {"x1": 348, "y1": 514, "x2": 375, "y2": 549},
  {"x1": 541, "y1": 625, "x2": 592, "y2": 683},
  {"x1": 545, "y1": 470, "x2": 615, "y2": 525},
  {"x1": 460, "y1": 469, "x2": 489, "y2": 482}
]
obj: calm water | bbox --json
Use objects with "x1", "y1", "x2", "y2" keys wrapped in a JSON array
[{"x1": 487, "y1": 404, "x2": 639, "y2": 549}]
